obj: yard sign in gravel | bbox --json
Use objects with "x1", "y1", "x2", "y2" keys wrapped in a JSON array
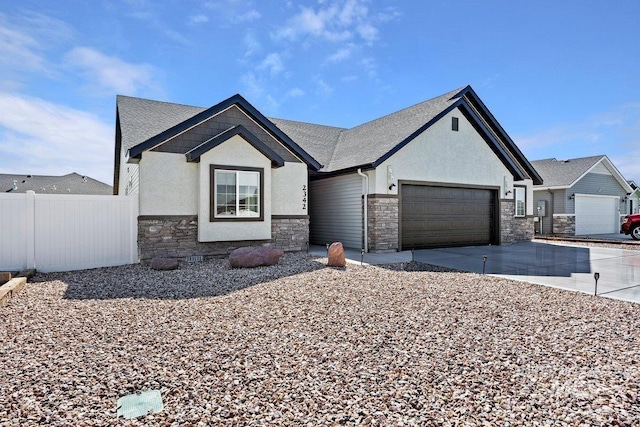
[{"x1": 1, "y1": 253, "x2": 639, "y2": 425}]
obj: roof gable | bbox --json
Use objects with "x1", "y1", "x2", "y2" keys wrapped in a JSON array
[
  {"x1": 185, "y1": 125, "x2": 285, "y2": 167},
  {"x1": 271, "y1": 86, "x2": 542, "y2": 184},
  {"x1": 122, "y1": 94, "x2": 320, "y2": 170},
  {"x1": 531, "y1": 155, "x2": 633, "y2": 192}
]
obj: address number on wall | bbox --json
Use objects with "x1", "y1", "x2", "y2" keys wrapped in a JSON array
[{"x1": 302, "y1": 184, "x2": 307, "y2": 210}]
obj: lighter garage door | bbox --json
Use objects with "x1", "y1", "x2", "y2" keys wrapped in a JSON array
[
  {"x1": 575, "y1": 194, "x2": 619, "y2": 235},
  {"x1": 401, "y1": 184, "x2": 496, "y2": 250}
]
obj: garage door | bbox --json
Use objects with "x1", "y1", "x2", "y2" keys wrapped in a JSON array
[
  {"x1": 401, "y1": 185, "x2": 496, "y2": 249},
  {"x1": 575, "y1": 194, "x2": 619, "y2": 235}
]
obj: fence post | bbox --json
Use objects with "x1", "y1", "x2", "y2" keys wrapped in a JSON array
[{"x1": 26, "y1": 190, "x2": 36, "y2": 269}]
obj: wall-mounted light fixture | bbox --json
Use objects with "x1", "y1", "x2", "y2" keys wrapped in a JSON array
[
  {"x1": 387, "y1": 165, "x2": 395, "y2": 192},
  {"x1": 569, "y1": 193, "x2": 575, "y2": 200},
  {"x1": 503, "y1": 176, "x2": 512, "y2": 197}
]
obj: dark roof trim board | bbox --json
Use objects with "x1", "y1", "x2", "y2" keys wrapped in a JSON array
[
  {"x1": 185, "y1": 125, "x2": 285, "y2": 168},
  {"x1": 128, "y1": 94, "x2": 321, "y2": 171},
  {"x1": 368, "y1": 87, "x2": 540, "y2": 184},
  {"x1": 458, "y1": 87, "x2": 543, "y2": 185},
  {"x1": 458, "y1": 103, "x2": 530, "y2": 182}
]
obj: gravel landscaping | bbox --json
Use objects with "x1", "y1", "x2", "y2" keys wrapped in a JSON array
[{"x1": 1, "y1": 252, "x2": 639, "y2": 426}]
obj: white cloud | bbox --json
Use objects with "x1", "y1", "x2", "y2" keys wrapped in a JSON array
[
  {"x1": 188, "y1": 14, "x2": 209, "y2": 25},
  {"x1": 0, "y1": 19, "x2": 45, "y2": 73},
  {"x1": 243, "y1": 31, "x2": 261, "y2": 57},
  {"x1": 356, "y1": 23, "x2": 378, "y2": 43},
  {"x1": 285, "y1": 87, "x2": 305, "y2": 98},
  {"x1": 257, "y1": 53, "x2": 285, "y2": 77},
  {"x1": 234, "y1": 9, "x2": 261, "y2": 23},
  {"x1": 65, "y1": 47, "x2": 161, "y2": 96},
  {"x1": 0, "y1": 12, "x2": 73, "y2": 85},
  {"x1": 314, "y1": 77, "x2": 333, "y2": 96},
  {"x1": 0, "y1": 93, "x2": 113, "y2": 184},
  {"x1": 273, "y1": 0, "x2": 386, "y2": 44},
  {"x1": 204, "y1": 1, "x2": 261, "y2": 25},
  {"x1": 327, "y1": 48, "x2": 351, "y2": 63}
]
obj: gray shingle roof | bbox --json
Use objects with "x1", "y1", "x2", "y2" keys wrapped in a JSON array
[
  {"x1": 271, "y1": 87, "x2": 463, "y2": 172},
  {"x1": 116, "y1": 86, "x2": 540, "y2": 183},
  {"x1": 1, "y1": 173, "x2": 112, "y2": 195},
  {"x1": 117, "y1": 95, "x2": 205, "y2": 151},
  {"x1": 267, "y1": 119, "x2": 345, "y2": 168},
  {"x1": 530, "y1": 155, "x2": 605, "y2": 188}
]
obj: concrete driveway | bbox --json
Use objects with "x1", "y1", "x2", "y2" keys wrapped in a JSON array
[{"x1": 413, "y1": 241, "x2": 640, "y2": 303}]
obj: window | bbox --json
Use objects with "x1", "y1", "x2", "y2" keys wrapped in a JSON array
[
  {"x1": 452, "y1": 117, "x2": 459, "y2": 131},
  {"x1": 514, "y1": 186, "x2": 526, "y2": 217},
  {"x1": 211, "y1": 166, "x2": 263, "y2": 221}
]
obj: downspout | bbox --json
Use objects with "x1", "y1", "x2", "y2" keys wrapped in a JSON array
[
  {"x1": 547, "y1": 189, "x2": 554, "y2": 235},
  {"x1": 357, "y1": 168, "x2": 369, "y2": 252}
]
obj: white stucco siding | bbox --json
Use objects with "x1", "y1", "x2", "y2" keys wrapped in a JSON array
[
  {"x1": 272, "y1": 162, "x2": 308, "y2": 216},
  {"x1": 139, "y1": 152, "x2": 198, "y2": 215},
  {"x1": 198, "y1": 135, "x2": 272, "y2": 242},
  {"x1": 375, "y1": 109, "x2": 512, "y2": 195}
]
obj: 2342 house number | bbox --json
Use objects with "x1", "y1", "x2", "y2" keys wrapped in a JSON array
[{"x1": 302, "y1": 185, "x2": 307, "y2": 210}]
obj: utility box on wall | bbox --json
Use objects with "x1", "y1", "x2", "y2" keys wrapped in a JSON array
[{"x1": 536, "y1": 200, "x2": 547, "y2": 217}]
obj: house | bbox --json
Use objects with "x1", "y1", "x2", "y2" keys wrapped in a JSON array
[
  {"x1": 1, "y1": 173, "x2": 112, "y2": 195},
  {"x1": 114, "y1": 86, "x2": 542, "y2": 261},
  {"x1": 530, "y1": 155, "x2": 634, "y2": 235}
]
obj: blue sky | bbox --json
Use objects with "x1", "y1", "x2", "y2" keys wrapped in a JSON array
[{"x1": 1, "y1": 0, "x2": 639, "y2": 186}]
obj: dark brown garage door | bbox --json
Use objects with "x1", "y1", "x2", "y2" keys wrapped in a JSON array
[{"x1": 401, "y1": 185, "x2": 496, "y2": 249}]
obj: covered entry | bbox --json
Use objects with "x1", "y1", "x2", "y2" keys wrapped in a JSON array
[{"x1": 400, "y1": 184, "x2": 497, "y2": 249}]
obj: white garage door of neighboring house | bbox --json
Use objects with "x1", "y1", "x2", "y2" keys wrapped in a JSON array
[{"x1": 575, "y1": 194, "x2": 619, "y2": 235}]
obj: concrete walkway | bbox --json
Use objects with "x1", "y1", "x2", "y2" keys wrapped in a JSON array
[{"x1": 310, "y1": 242, "x2": 640, "y2": 303}]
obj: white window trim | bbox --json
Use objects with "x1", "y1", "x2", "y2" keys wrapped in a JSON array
[{"x1": 514, "y1": 186, "x2": 526, "y2": 217}]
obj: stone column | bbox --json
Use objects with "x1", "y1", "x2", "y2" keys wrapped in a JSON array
[{"x1": 367, "y1": 195, "x2": 399, "y2": 252}]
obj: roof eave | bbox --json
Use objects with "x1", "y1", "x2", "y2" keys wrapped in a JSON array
[{"x1": 128, "y1": 94, "x2": 321, "y2": 170}]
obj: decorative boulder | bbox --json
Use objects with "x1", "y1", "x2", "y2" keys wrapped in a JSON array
[
  {"x1": 150, "y1": 257, "x2": 179, "y2": 270},
  {"x1": 229, "y1": 246, "x2": 284, "y2": 268},
  {"x1": 327, "y1": 242, "x2": 346, "y2": 267}
]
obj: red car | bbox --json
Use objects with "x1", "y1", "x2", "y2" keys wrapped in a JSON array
[{"x1": 621, "y1": 213, "x2": 640, "y2": 240}]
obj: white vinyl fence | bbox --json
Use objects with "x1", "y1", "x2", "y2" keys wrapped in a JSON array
[{"x1": 0, "y1": 191, "x2": 138, "y2": 273}]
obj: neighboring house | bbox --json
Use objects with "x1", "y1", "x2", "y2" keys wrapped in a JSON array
[
  {"x1": 114, "y1": 86, "x2": 542, "y2": 261},
  {"x1": 628, "y1": 180, "x2": 640, "y2": 215},
  {"x1": 531, "y1": 156, "x2": 633, "y2": 236},
  {"x1": 1, "y1": 173, "x2": 112, "y2": 195}
]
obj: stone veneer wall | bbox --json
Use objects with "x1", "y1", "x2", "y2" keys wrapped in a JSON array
[
  {"x1": 138, "y1": 215, "x2": 308, "y2": 262},
  {"x1": 367, "y1": 195, "x2": 399, "y2": 252},
  {"x1": 500, "y1": 200, "x2": 515, "y2": 244},
  {"x1": 552, "y1": 215, "x2": 575, "y2": 235},
  {"x1": 271, "y1": 216, "x2": 309, "y2": 252},
  {"x1": 500, "y1": 200, "x2": 534, "y2": 244}
]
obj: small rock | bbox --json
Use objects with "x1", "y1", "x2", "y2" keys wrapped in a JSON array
[
  {"x1": 229, "y1": 246, "x2": 284, "y2": 268},
  {"x1": 149, "y1": 257, "x2": 179, "y2": 270},
  {"x1": 327, "y1": 242, "x2": 346, "y2": 267}
]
